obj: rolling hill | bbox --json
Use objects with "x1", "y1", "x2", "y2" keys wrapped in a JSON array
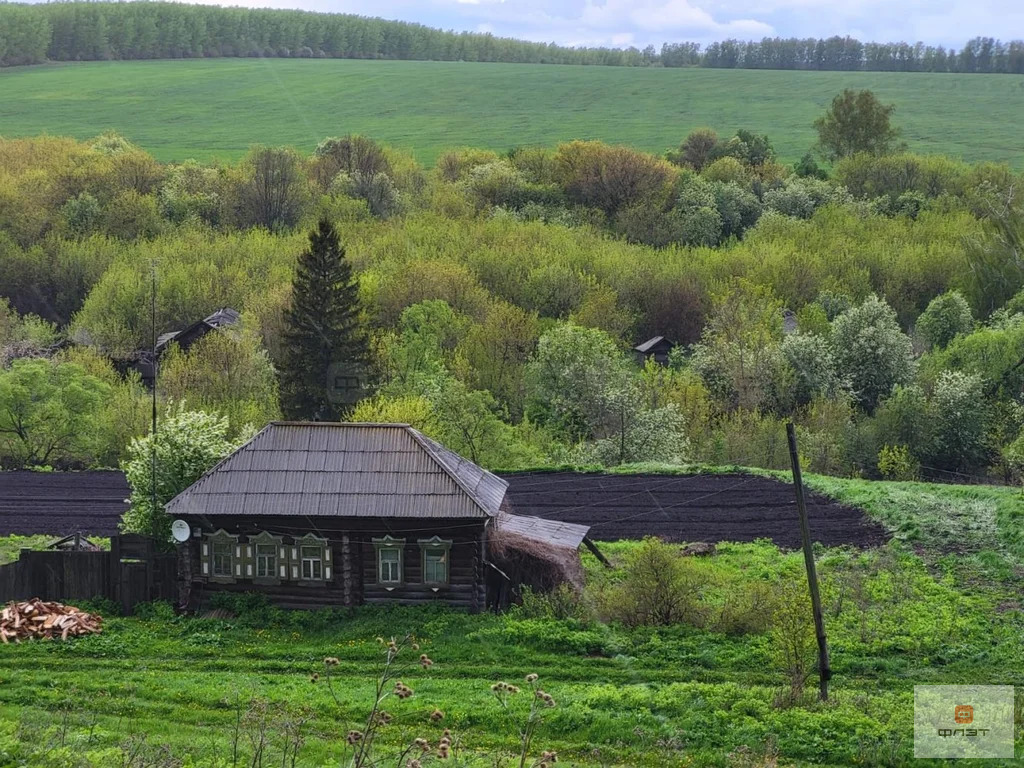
[{"x1": 1, "y1": 58, "x2": 1022, "y2": 166}]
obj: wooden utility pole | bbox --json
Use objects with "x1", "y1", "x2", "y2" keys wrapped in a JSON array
[{"x1": 785, "y1": 422, "x2": 831, "y2": 701}]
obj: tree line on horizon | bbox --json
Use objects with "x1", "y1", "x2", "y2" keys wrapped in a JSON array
[{"x1": 1, "y1": 2, "x2": 1022, "y2": 74}]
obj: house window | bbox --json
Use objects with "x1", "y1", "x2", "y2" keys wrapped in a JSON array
[
  {"x1": 293, "y1": 534, "x2": 330, "y2": 583},
  {"x1": 255, "y1": 544, "x2": 276, "y2": 578},
  {"x1": 373, "y1": 536, "x2": 405, "y2": 585},
  {"x1": 301, "y1": 546, "x2": 323, "y2": 580},
  {"x1": 379, "y1": 549, "x2": 401, "y2": 583},
  {"x1": 212, "y1": 540, "x2": 233, "y2": 578},
  {"x1": 250, "y1": 531, "x2": 285, "y2": 583},
  {"x1": 419, "y1": 537, "x2": 452, "y2": 585},
  {"x1": 202, "y1": 530, "x2": 238, "y2": 583},
  {"x1": 424, "y1": 549, "x2": 447, "y2": 584}
]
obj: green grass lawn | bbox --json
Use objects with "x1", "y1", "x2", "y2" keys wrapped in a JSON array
[
  {"x1": 1, "y1": 59, "x2": 1022, "y2": 167},
  {"x1": 1, "y1": 539, "x2": 1021, "y2": 766}
]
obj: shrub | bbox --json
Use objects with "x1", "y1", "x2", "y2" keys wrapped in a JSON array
[
  {"x1": 831, "y1": 295, "x2": 915, "y2": 411},
  {"x1": 916, "y1": 291, "x2": 974, "y2": 350},
  {"x1": 928, "y1": 371, "x2": 991, "y2": 473},
  {"x1": 597, "y1": 537, "x2": 712, "y2": 628},
  {"x1": 769, "y1": 577, "x2": 817, "y2": 701},
  {"x1": 554, "y1": 140, "x2": 676, "y2": 215},
  {"x1": 351, "y1": 171, "x2": 402, "y2": 219},
  {"x1": 877, "y1": 444, "x2": 919, "y2": 481},
  {"x1": 667, "y1": 127, "x2": 720, "y2": 171},
  {"x1": 711, "y1": 181, "x2": 762, "y2": 240},
  {"x1": 713, "y1": 580, "x2": 775, "y2": 635},
  {"x1": 516, "y1": 584, "x2": 590, "y2": 622},
  {"x1": 701, "y1": 156, "x2": 748, "y2": 185},
  {"x1": 781, "y1": 332, "x2": 847, "y2": 406},
  {"x1": 312, "y1": 135, "x2": 392, "y2": 189}
]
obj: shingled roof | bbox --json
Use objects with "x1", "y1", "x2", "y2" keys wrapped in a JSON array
[{"x1": 165, "y1": 422, "x2": 508, "y2": 519}]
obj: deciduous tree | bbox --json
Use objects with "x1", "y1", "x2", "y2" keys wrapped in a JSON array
[
  {"x1": 122, "y1": 404, "x2": 240, "y2": 541},
  {"x1": 814, "y1": 89, "x2": 902, "y2": 162}
]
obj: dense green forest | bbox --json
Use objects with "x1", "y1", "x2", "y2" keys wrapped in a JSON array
[
  {"x1": 1, "y1": 1, "x2": 1022, "y2": 73},
  {"x1": 1, "y1": 111, "x2": 1023, "y2": 484}
]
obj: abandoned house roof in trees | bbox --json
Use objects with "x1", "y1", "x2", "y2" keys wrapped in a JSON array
[
  {"x1": 164, "y1": 422, "x2": 510, "y2": 519},
  {"x1": 633, "y1": 336, "x2": 670, "y2": 354},
  {"x1": 156, "y1": 307, "x2": 241, "y2": 353}
]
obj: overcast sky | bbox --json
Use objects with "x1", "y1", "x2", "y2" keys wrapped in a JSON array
[{"x1": 181, "y1": 0, "x2": 1024, "y2": 49}]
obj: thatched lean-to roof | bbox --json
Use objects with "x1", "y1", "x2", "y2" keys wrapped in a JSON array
[{"x1": 488, "y1": 513, "x2": 591, "y2": 597}]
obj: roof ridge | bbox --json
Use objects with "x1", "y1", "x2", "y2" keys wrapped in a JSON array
[{"x1": 269, "y1": 421, "x2": 411, "y2": 428}]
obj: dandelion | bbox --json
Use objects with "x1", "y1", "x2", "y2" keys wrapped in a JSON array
[{"x1": 430, "y1": 708, "x2": 444, "y2": 722}]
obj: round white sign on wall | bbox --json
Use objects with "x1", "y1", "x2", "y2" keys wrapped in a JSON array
[{"x1": 171, "y1": 519, "x2": 191, "y2": 543}]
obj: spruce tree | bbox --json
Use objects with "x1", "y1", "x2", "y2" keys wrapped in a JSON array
[{"x1": 279, "y1": 219, "x2": 368, "y2": 420}]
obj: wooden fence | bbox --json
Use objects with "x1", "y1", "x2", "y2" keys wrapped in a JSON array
[{"x1": 0, "y1": 534, "x2": 177, "y2": 614}]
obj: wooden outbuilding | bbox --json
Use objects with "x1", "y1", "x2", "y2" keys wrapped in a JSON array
[
  {"x1": 633, "y1": 336, "x2": 676, "y2": 366},
  {"x1": 166, "y1": 422, "x2": 592, "y2": 612}
]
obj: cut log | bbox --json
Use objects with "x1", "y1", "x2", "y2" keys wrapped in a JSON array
[{"x1": 0, "y1": 599, "x2": 103, "y2": 643}]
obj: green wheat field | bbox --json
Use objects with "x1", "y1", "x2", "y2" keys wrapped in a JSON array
[{"x1": 2, "y1": 58, "x2": 1023, "y2": 166}]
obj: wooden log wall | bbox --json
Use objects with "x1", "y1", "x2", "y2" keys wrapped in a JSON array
[{"x1": 181, "y1": 516, "x2": 490, "y2": 612}]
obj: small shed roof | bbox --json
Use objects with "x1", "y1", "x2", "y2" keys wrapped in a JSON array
[
  {"x1": 495, "y1": 513, "x2": 590, "y2": 550},
  {"x1": 634, "y1": 336, "x2": 672, "y2": 353},
  {"x1": 165, "y1": 422, "x2": 508, "y2": 520}
]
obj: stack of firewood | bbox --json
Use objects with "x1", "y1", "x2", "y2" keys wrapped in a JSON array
[{"x1": 0, "y1": 599, "x2": 103, "y2": 643}]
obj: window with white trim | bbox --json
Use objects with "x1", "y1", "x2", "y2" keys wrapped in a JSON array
[
  {"x1": 202, "y1": 530, "x2": 238, "y2": 584},
  {"x1": 301, "y1": 545, "x2": 323, "y2": 580},
  {"x1": 255, "y1": 543, "x2": 276, "y2": 578},
  {"x1": 293, "y1": 533, "x2": 330, "y2": 582},
  {"x1": 212, "y1": 540, "x2": 233, "y2": 577},
  {"x1": 373, "y1": 536, "x2": 404, "y2": 585},
  {"x1": 243, "y1": 531, "x2": 284, "y2": 582},
  {"x1": 419, "y1": 536, "x2": 451, "y2": 585}
]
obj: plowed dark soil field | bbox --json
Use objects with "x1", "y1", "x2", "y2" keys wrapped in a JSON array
[
  {"x1": 0, "y1": 471, "x2": 128, "y2": 537},
  {"x1": 500, "y1": 471, "x2": 889, "y2": 548}
]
